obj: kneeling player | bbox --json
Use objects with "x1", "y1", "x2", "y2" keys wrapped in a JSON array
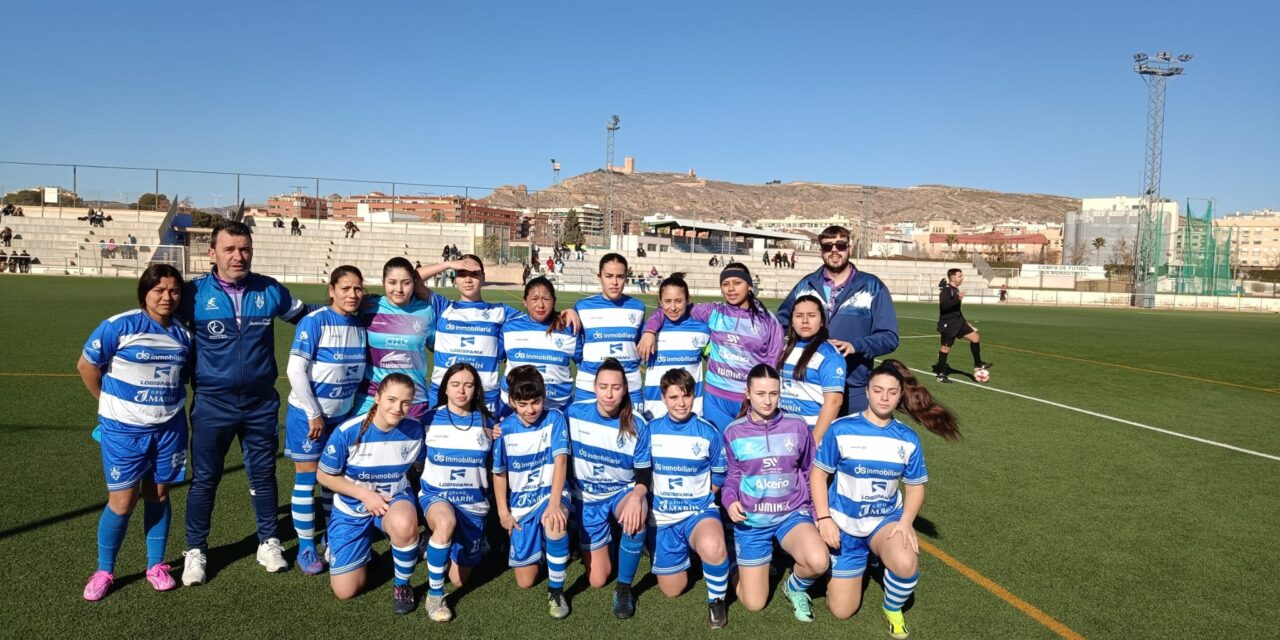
[
  {"x1": 492, "y1": 366, "x2": 573, "y2": 618},
  {"x1": 647, "y1": 369, "x2": 732, "y2": 629},
  {"x1": 419, "y1": 363, "x2": 494, "y2": 622},
  {"x1": 316, "y1": 374, "x2": 424, "y2": 613}
]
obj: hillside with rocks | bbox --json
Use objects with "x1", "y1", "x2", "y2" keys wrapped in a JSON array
[{"x1": 486, "y1": 170, "x2": 1080, "y2": 226}]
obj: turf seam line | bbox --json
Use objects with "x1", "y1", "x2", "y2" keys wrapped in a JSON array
[
  {"x1": 905, "y1": 365, "x2": 1280, "y2": 462},
  {"x1": 987, "y1": 344, "x2": 1278, "y2": 394},
  {"x1": 921, "y1": 540, "x2": 1086, "y2": 640}
]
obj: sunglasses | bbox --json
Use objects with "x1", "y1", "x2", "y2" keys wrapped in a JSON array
[{"x1": 820, "y1": 240, "x2": 850, "y2": 252}]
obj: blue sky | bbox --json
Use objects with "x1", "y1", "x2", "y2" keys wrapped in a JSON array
[{"x1": 2, "y1": 0, "x2": 1276, "y2": 215}]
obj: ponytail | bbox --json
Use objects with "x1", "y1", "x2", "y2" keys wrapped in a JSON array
[{"x1": 876, "y1": 360, "x2": 961, "y2": 442}]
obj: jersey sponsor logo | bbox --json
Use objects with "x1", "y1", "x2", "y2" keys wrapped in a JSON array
[
  {"x1": 513, "y1": 490, "x2": 542, "y2": 509},
  {"x1": 449, "y1": 468, "x2": 467, "y2": 481},
  {"x1": 761, "y1": 456, "x2": 779, "y2": 470},
  {"x1": 853, "y1": 464, "x2": 900, "y2": 478},
  {"x1": 460, "y1": 336, "x2": 476, "y2": 347},
  {"x1": 379, "y1": 352, "x2": 412, "y2": 368},
  {"x1": 153, "y1": 365, "x2": 173, "y2": 379},
  {"x1": 134, "y1": 388, "x2": 172, "y2": 403},
  {"x1": 170, "y1": 452, "x2": 185, "y2": 469},
  {"x1": 384, "y1": 336, "x2": 410, "y2": 348},
  {"x1": 345, "y1": 365, "x2": 361, "y2": 378},
  {"x1": 327, "y1": 387, "x2": 347, "y2": 399},
  {"x1": 724, "y1": 334, "x2": 740, "y2": 345},
  {"x1": 326, "y1": 444, "x2": 337, "y2": 455},
  {"x1": 207, "y1": 320, "x2": 227, "y2": 337},
  {"x1": 525, "y1": 467, "x2": 542, "y2": 486},
  {"x1": 870, "y1": 480, "x2": 889, "y2": 494},
  {"x1": 205, "y1": 298, "x2": 219, "y2": 310},
  {"x1": 91, "y1": 339, "x2": 102, "y2": 350},
  {"x1": 591, "y1": 463, "x2": 607, "y2": 477},
  {"x1": 609, "y1": 344, "x2": 624, "y2": 355},
  {"x1": 754, "y1": 500, "x2": 791, "y2": 513},
  {"x1": 591, "y1": 330, "x2": 634, "y2": 341},
  {"x1": 667, "y1": 476, "x2": 684, "y2": 488},
  {"x1": 299, "y1": 331, "x2": 309, "y2": 341}
]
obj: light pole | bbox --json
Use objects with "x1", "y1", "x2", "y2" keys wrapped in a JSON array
[
  {"x1": 604, "y1": 115, "x2": 621, "y2": 244},
  {"x1": 1132, "y1": 51, "x2": 1192, "y2": 299}
]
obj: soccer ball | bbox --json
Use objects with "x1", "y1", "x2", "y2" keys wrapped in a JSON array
[{"x1": 974, "y1": 368, "x2": 991, "y2": 384}]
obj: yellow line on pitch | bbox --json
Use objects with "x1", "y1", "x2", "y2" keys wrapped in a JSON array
[
  {"x1": 987, "y1": 344, "x2": 1278, "y2": 394},
  {"x1": 920, "y1": 539, "x2": 1086, "y2": 640}
]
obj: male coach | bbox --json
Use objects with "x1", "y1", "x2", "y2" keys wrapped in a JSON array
[
  {"x1": 776, "y1": 225, "x2": 899, "y2": 414},
  {"x1": 179, "y1": 221, "x2": 307, "y2": 585}
]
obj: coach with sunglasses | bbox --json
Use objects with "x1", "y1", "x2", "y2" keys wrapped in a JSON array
[{"x1": 775, "y1": 225, "x2": 899, "y2": 414}]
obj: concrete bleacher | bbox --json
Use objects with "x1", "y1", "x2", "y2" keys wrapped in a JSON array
[
  {"x1": 549, "y1": 247, "x2": 979, "y2": 300},
  {"x1": 0, "y1": 209, "x2": 167, "y2": 276}
]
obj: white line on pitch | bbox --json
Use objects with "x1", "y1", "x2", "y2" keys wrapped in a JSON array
[
  {"x1": 905, "y1": 366, "x2": 1280, "y2": 463},
  {"x1": 900, "y1": 335, "x2": 937, "y2": 339}
]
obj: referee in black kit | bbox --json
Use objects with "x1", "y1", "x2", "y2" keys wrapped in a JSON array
[{"x1": 933, "y1": 268, "x2": 991, "y2": 383}]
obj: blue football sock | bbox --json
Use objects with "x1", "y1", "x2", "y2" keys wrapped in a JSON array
[
  {"x1": 883, "y1": 569, "x2": 919, "y2": 612},
  {"x1": 703, "y1": 557, "x2": 731, "y2": 602},
  {"x1": 426, "y1": 539, "x2": 450, "y2": 596},
  {"x1": 787, "y1": 571, "x2": 815, "y2": 594},
  {"x1": 291, "y1": 471, "x2": 316, "y2": 552},
  {"x1": 546, "y1": 531, "x2": 570, "y2": 591},
  {"x1": 391, "y1": 542, "x2": 419, "y2": 587},
  {"x1": 96, "y1": 506, "x2": 131, "y2": 573},
  {"x1": 143, "y1": 500, "x2": 171, "y2": 567},
  {"x1": 617, "y1": 529, "x2": 646, "y2": 586}
]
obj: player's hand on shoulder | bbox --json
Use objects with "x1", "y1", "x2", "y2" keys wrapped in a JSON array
[{"x1": 827, "y1": 338, "x2": 856, "y2": 356}]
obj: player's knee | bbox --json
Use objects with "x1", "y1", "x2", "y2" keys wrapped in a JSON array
[
  {"x1": 515, "y1": 573, "x2": 537, "y2": 589},
  {"x1": 828, "y1": 599, "x2": 860, "y2": 619},
  {"x1": 799, "y1": 551, "x2": 830, "y2": 575},
  {"x1": 739, "y1": 592, "x2": 767, "y2": 611},
  {"x1": 588, "y1": 569, "x2": 610, "y2": 589}
]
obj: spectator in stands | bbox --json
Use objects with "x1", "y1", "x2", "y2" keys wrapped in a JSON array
[
  {"x1": 576, "y1": 243, "x2": 585, "y2": 261},
  {"x1": 761, "y1": 252, "x2": 770, "y2": 268},
  {"x1": 775, "y1": 225, "x2": 898, "y2": 416},
  {"x1": 709, "y1": 255, "x2": 719, "y2": 268},
  {"x1": 343, "y1": 220, "x2": 360, "y2": 239},
  {"x1": 1, "y1": 226, "x2": 11, "y2": 247},
  {"x1": 273, "y1": 217, "x2": 285, "y2": 229},
  {"x1": 790, "y1": 251, "x2": 797, "y2": 269},
  {"x1": 415, "y1": 260, "x2": 422, "y2": 269},
  {"x1": 522, "y1": 263, "x2": 532, "y2": 283},
  {"x1": 546, "y1": 257, "x2": 556, "y2": 274},
  {"x1": 0, "y1": 250, "x2": 6, "y2": 272},
  {"x1": 107, "y1": 239, "x2": 119, "y2": 259},
  {"x1": 7, "y1": 252, "x2": 18, "y2": 272},
  {"x1": 290, "y1": 217, "x2": 301, "y2": 236},
  {"x1": 637, "y1": 245, "x2": 647, "y2": 258},
  {"x1": 999, "y1": 285, "x2": 1008, "y2": 302},
  {"x1": 1, "y1": 204, "x2": 14, "y2": 216},
  {"x1": 19, "y1": 250, "x2": 31, "y2": 273},
  {"x1": 99, "y1": 240, "x2": 109, "y2": 259},
  {"x1": 441, "y1": 245, "x2": 451, "y2": 261},
  {"x1": 125, "y1": 234, "x2": 138, "y2": 260},
  {"x1": 15, "y1": 207, "x2": 25, "y2": 216}
]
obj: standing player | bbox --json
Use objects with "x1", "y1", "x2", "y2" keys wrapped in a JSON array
[
  {"x1": 640, "y1": 273, "x2": 710, "y2": 420},
  {"x1": 316, "y1": 373, "x2": 425, "y2": 613},
  {"x1": 418, "y1": 363, "x2": 494, "y2": 622},
  {"x1": 492, "y1": 366, "x2": 573, "y2": 618},
  {"x1": 77, "y1": 265, "x2": 191, "y2": 600},
  {"x1": 639, "y1": 263, "x2": 783, "y2": 432},
  {"x1": 811, "y1": 360, "x2": 960, "y2": 638},
  {"x1": 416, "y1": 255, "x2": 519, "y2": 413},
  {"x1": 776, "y1": 225, "x2": 899, "y2": 414},
  {"x1": 284, "y1": 266, "x2": 367, "y2": 575},
  {"x1": 566, "y1": 358, "x2": 651, "y2": 619},
  {"x1": 722, "y1": 364, "x2": 829, "y2": 622},
  {"x1": 934, "y1": 268, "x2": 991, "y2": 383},
  {"x1": 181, "y1": 221, "x2": 310, "y2": 585},
  {"x1": 647, "y1": 369, "x2": 732, "y2": 629},
  {"x1": 777, "y1": 295, "x2": 846, "y2": 442},
  {"x1": 500, "y1": 276, "x2": 581, "y2": 415},
  {"x1": 573, "y1": 253, "x2": 646, "y2": 407},
  {"x1": 354, "y1": 257, "x2": 436, "y2": 420}
]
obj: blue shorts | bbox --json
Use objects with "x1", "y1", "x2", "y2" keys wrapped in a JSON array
[
  {"x1": 509, "y1": 497, "x2": 572, "y2": 567},
  {"x1": 732, "y1": 509, "x2": 814, "y2": 567},
  {"x1": 327, "y1": 491, "x2": 416, "y2": 576},
  {"x1": 283, "y1": 405, "x2": 347, "y2": 462},
  {"x1": 99, "y1": 415, "x2": 188, "y2": 491},
  {"x1": 701, "y1": 394, "x2": 741, "y2": 433},
  {"x1": 419, "y1": 497, "x2": 488, "y2": 567},
  {"x1": 575, "y1": 492, "x2": 630, "y2": 551},
  {"x1": 831, "y1": 512, "x2": 902, "y2": 579},
  {"x1": 651, "y1": 507, "x2": 721, "y2": 576}
]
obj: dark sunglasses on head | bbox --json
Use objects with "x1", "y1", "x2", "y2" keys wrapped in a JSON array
[{"x1": 821, "y1": 240, "x2": 850, "y2": 252}]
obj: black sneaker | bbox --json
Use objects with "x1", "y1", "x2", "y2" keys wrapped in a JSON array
[
  {"x1": 936, "y1": 371, "x2": 952, "y2": 383},
  {"x1": 975, "y1": 361, "x2": 993, "y2": 370},
  {"x1": 392, "y1": 584, "x2": 416, "y2": 615},
  {"x1": 708, "y1": 598, "x2": 728, "y2": 629},
  {"x1": 612, "y1": 583, "x2": 635, "y2": 619}
]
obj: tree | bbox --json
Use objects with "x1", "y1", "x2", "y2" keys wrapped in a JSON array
[
  {"x1": 1044, "y1": 248, "x2": 1062, "y2": 265},
  {"x1": 561, "y1": 209, "x2": 584, "y2": 246},
  {"x1": 479, "y1": 236, "x2": 502, "y2": 263},
  {"x1": 1066, "y1": 243, "x2": 1087, "y2": 265},
  {"x1": 189, "y1": 210, "x2": 223, "y2": 228},
  {"x1": 180, "y1": 196, "x2": 196, "y2": 211},
  {"x1": 134, "y1": 193, "x2": 170, "y2": 210},
  {"x1": 988, "y1": 237, "x2": 1010, "y2": 263},
  {"x1": 944, "y1": 233, "x2": 958, "y2": 259},
  {"x1": 1092, "y1": 237, "x2": 1106, "y2": 264}
]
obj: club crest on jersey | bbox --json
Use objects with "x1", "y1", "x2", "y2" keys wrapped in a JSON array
[
  {"x1": 412, "y1": 320, "x2": 423, "y2": 333},
  {"x1": 400, "y1": 443, "x2": 414, "y2": 461},
  {"x1": 481, "y1": 308, "x2": 492, "y2": 320},
  {"x1": 255, "y1": 295, "x2": 264, "y2": 310},
  {"x1": 91, "y1": 339, "x2": 101, "y2": 350},
  {"x1": 898, "y1": 445, "x2": 908, "y2": 463},
  {"x1": 302, "y1": 440, "x2": 314, "y2": 453},
  {"x1": 110, "y1": 466, "x2": 122, "y2": 481},
  {"x1": 691, "y1": 441, "x2": 703, "y2": 457},
  {"x1": 784, "y1": 436, "x2": 796, "y2": 452},
  {"x1": 553, "y1": 337, "x2": 565, "y2": 348},
  {"x1": 326, "y1": 444, "x2": 337, "y2": 455},
  {"x1": 205, "y1": 298, "x2": 219, "y2": 310},
  {"x1": 299, "y1": 331, "x2": 309, "y2": 342},
  {"x1": 476, "y1": 431, "x2": 487, "y2": 446},
  {"x1": 628, "y1": 312, "x2": 640, "y2": 325}
]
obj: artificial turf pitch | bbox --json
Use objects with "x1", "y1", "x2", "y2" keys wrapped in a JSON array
[{"x1": 1, "y1": 276, "x2": 1277, "y2": 639}]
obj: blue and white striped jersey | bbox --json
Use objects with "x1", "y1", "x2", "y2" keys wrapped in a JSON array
[
  {"x1": 419, "y1": 406, "x2": 493, "y2": 517},
  {"x1": 428, "y1": 292, "x2": 518, "y2": 408},
  {"x1": 572, "y1": 294, "x2": 646, "y2": 404},
  {"x1": 82, "y1": 309, "x2": 191, "y2": 435},
  {"x1": 491, "y1": 408, "x2": 570, "y2": 521},
  {"x1": 648, "y1": 413, "x2": 727, "y2": 526},
  {"x1": 642, "y1": 314, "x2": 710, "y2": 419},
  {"x1": 500, "y1": 314, "x2": 581, "y2": 410},
  {"x1": 565, "y1": 400, "x2": 651, "y2": 504},
  {"x1": 288, "y1": 307, "x2": 367, "y2": 419},
  {"x1": 778, "y1": 339, "x2": 846, "y2": 428},
  {"x1": 318, "y1": 414, "x2": 425, "y2": 519},
  {"x1": 813, "y1": 413, "x2": 927, "y2": 537}
]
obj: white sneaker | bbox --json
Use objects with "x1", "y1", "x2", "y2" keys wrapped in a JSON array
[
  {"x1": 182, "y1": 548, "x2": 207, "y2": 586},
  {"x1": 256, "y1": 538, "x2": 288, "y2": 573}
]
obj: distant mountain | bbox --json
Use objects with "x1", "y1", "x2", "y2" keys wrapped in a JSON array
[{"x1": 486, "y1": 170, "x2": 1080, "y2": 225}]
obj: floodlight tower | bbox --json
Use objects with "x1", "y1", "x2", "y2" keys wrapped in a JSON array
[
  {"x1": 551, "y1": 158, "x2": 561, "y2": 186},
  {"x1": 1133, "y1": 51, "x2": 1192, "y2": 292},
  {"x1": 604, "y1": 115, "x2": 621, "y2": 241}
]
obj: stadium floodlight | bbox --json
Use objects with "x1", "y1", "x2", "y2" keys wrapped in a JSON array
[
  {"x1": 1177, "y1": 54, "x2": 1193, "y2": 62},
  {"x1": 1157, "y1": 51, "x2": 1172, "y2": 61},
  {"x1": 1134, "y1": 53, "x2": 1149, "y2": 62}
]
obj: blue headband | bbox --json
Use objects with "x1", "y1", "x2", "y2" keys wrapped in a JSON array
[{"x1": 720, "y1": 267, "x2": 751, "y2": 285}]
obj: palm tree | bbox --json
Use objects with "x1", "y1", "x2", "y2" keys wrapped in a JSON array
[
  {"x1": 1092, "y1": 237, "x2": 1106, "y2": 264},
  {"x1": 945, "y1": 234, "x2": 958, "y2": 259}
]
